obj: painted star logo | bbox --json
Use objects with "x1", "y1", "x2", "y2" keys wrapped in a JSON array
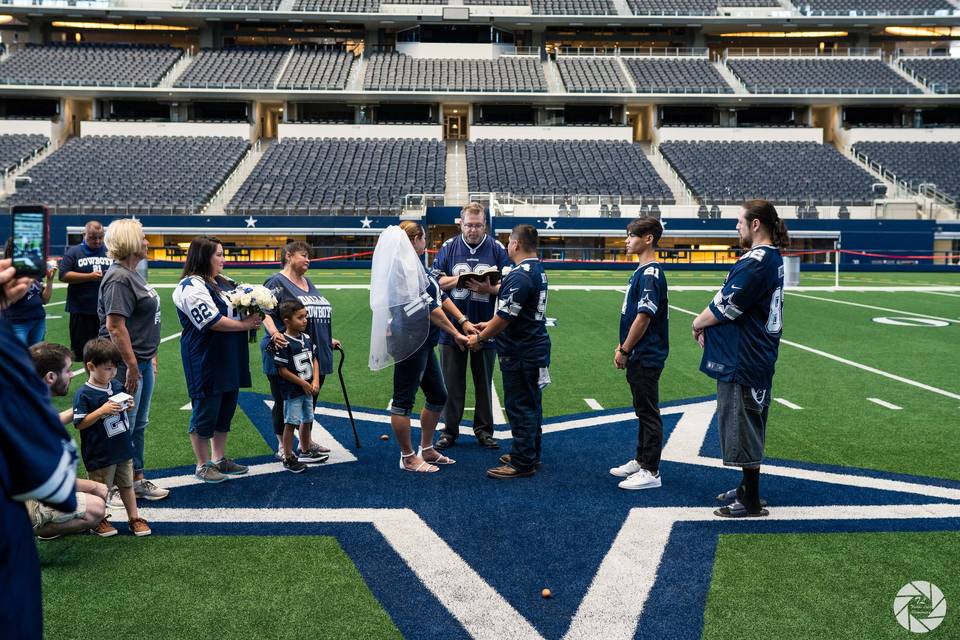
[
  {"x1": 360, "y1": 216, "x2": 373, "y2": 229},
  {"x1": 244, "y1": 216, "x2": 258, "y2": 228},
  {"x1": 543, "y1": 218, "x2": 557, "y2": 230},
  {"x1": 140, "y1": 395, "x2": 960, "y2": 639}
]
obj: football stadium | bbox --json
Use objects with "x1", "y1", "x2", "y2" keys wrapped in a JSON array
[{"x1": 0, "y1": 0, "x2": 959, "y2": 637}]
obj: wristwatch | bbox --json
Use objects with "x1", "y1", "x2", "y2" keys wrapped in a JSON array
[
  {"x1": 458, "y1": 316, "x2": 469, "y2": 326},
  {"x1": 617, "y1": 346, "x2": 630, "y2": 356}
]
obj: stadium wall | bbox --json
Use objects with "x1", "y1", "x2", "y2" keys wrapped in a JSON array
[
  {"x1": 0, "y1": 119, "x2": 55, "y2": 138},
  {"x1": 657, "y1": 127, "x2": 825, "y2": 143},
  {"x1": 470, "y1": 126, "x2": 633, "y2": 141},
  {"x1": 277, "y1": 124, "x2": 443, "y2": 140},
  {"x1": 395, "y1": 43, "x2": 519, "y2": 60},
  {"x1": 80, "y1": 121, "x2": 257, "y2": 140},
  {"x1": 840, "y1": 128, "x2": 960, "y2": 145}
]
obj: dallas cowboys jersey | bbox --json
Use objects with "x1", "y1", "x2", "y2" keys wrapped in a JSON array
[
  {"x1": 423, "y1": 263, "x2": 445, "y2": 347},
  {"x1": 701, "y1": 244, "x2": 784, "y2": 390},
  {"x1": 494, "y1": 258, "x2": 551, "y2": 370},
  {"x1": 273, "y1": 333, "x2": 318, "y2": 400},
  {"x1": 620, "y1": 261, "x2": 669, "y2": 369},
  {"x1": 261, "y1": 274, "x2": 333, "y2": 376},
  {"x1": 1, "y1": 319, "x2": 77, "y2": 640},
  {"x1": 1, "y1": 279, "x2": 45, "y2": 322},
  {"x1": 59, "y1": 242, "x2": 113, "y2": 315},
  {"x1": 73, "y1": 379, "x2": 134, "y2": 471},
  {"x1": 431, "y1": 234, "x2": 509, "y2": 348},
  {"x1": 173, "y1": 276, "x2": 252, "y2": 399}
]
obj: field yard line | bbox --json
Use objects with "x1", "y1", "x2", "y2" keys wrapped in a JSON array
[
  {"x1": 668, "y1": 304, "x2": 960, "y2": 401},
  {"x1": 922, "y1": 290, "x2": 960, "y2": 299},
  {"x1": 43, "y1": 300, "x2": 66, "y2": 307},
  {"x1": 584, "y1": 398, "x2": 604, "y2": 411},
  {"x1": 490, "y1": 383, "x2": 507, "y2": 425},
  {"x1": 71, "y1": 330, "x2": 182, "y2": 376},
  {"x1": 784, "y1": 292, "x2": 959, "y2": 324},
  {"x1": 867, "y1": 397, "x2": 903, "y2": 410},
  {"x1": 774, "y1": 398, "x2": 803, "y2": 410}
]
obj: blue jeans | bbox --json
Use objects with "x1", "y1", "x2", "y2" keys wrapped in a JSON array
[
  {"x1": 10, "y1": 318, "x2": 45, "y2": 346},
  {"x1": 501, "y1": 366, "x2": 543, "y2": 472},
  {"x1": 117, "y1": 360, "x2": 155, "y2": 474},
  {"x1": 391, "y1": 344, "x2": 447, "y2": 417}
]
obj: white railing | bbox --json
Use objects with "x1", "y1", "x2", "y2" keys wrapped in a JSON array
[
  {"x1": 556, "y1": 47, "x2": 710, "y2": 58},
  {"x1": 725, "y1": 47, "x2": 884, "y2": 59}
]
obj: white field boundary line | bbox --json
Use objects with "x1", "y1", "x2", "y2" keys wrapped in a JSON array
[
  {"x1": 785, "y1": 292, "x2": 960, "y2": 324},
  {"x1": 43, "y1": 300, "x2": 66, "y2": 307},
  {"x1": 71, "y1": 330, "x2": 182, "y2": 377},
  {"x1": 143, "y1": 283, "x2": 960, "y2": 293},
  {"x1": 774, "y1": 398, "x2": 803, "y2": 410},
  {"x1": 585, "y1": 398, "x2": 604, "y2": 411},
  {"x1": 868, "y1": 398, "x2": 903, "y2": 410},
  {"x1": 922, "y1": 290, "x2": 960, "y2": 299},
  {"x1": 668, "y1": 304, "x2": 960, "y2": 402}
]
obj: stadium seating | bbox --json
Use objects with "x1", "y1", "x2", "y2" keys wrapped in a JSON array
[
  {"x1": 381, "y1": 0, "x2": 447, "y2": 3},
  {"x1": 532, "y1": 0, "x2": 615, "y2": 14},
  {"x1": 658, "y1": 140, "x2": 877, "y2": 205},
  {"x1": 623, "y1": 57, "x2": 733, "y2": 93},
  {"x1": 276, "y1": 48, "x2": 355, "y2": 90},
  {"x1": 227, "y1": 137, "x2": 445, "y2": 215},
  {"x1": 853, "y1": 141, "x2": 960, "y2": 199},
  {"x1": 186, "y1": 0, "x2": 280, "y2": 9},
  {"x1": 0, "y1": 134, "x2": 48, "y2": 173},
  {"x1": 292, "y1": 0, "x2": 378, "y2": 9},
  {"x1": 0, "y1": 44, "x2": 181, "y2": 87},
  {"x1": 3, "y1": 136, "x2": 249, "y2": 213},
  {"x1": 627, "y1": 0, "x2": 715, "y2": 15},
  {"x1": 795, "y1": 0, "x2": 954, "y2": 15},
  {"x1": 899, "y1": 58, "x2": 960, "y2": 93},
  {"x1": 175, "y1": 47, "x2": 288, "y2": 89},
  {"x1": 466, "y1": 139, "x2": 675, "y2": 203},
  {"x1": 363, "y1": 52, "x2": 546, "y2": 92},
  {"x1": 464, "y1": 0, "x2": 528, "y2": 5},
  {"x1": 556, "y1": 58, "x2": 632, "y2": 93},
  {"x1": 727, "y1": 58, "x2": 921, "y2": 94}
]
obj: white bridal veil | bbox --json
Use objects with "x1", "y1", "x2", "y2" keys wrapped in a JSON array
[{"x1": 368, "y1": 225, "x2": 431, "y2": 371}]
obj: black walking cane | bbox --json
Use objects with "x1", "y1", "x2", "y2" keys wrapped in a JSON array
[{"x1": 335, "y1": 344, "x2": 360, "y2": 448}]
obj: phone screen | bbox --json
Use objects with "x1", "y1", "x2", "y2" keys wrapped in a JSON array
[{"x1": 11, "y1": 209, "x2": 46, "y2": 276}]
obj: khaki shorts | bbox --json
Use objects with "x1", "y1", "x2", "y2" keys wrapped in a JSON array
[
  {"x1": 87, "y1": 459, "x2": 135, "y2": 489},
  {"x1": 27, "y1": 493, "x2": 89, "y2": 532}
]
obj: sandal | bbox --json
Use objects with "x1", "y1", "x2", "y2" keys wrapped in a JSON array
[
  {"x1": 399, "y1": 452, "x2": 438, "y2": 473},
  {"x1": 714, "y1": 500, "x2": 769, "y2": 518},
  {"x1": 419, "y1": 445, "x2": 456, "y2": 465}
]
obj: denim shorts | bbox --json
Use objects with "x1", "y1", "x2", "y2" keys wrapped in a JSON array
[
  {"x1": 284, "y1": 393, "x2": 315, "y2": 426},
  {"x1": 717, "y1": 380, "x2": 770, "y2": 467}
]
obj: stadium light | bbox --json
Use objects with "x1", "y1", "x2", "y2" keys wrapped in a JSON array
[
  {"x1": 884, "y1": 26, "x2": 960, "y2": 37},
  {"x1": 50, "y1": 21, "x2": 191, "y2": 31},
  {"x1": 719, "y1": 31, "x2": 848, "y2": 38}
]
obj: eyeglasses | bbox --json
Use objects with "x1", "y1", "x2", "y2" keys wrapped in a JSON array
[{"x1": 462, "y1": 223, "x2": 484, "y2": 230}]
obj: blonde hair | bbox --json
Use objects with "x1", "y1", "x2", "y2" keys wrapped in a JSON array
[
  {"x1": 460, "y1": 201, "x2": 485, "y2": 222},
  {"x1": 399, "y1": 220, "x2": 424, "y2": 243},
  {"x1": 104, "y1": 218, "x2": 145, "y2": 261}
]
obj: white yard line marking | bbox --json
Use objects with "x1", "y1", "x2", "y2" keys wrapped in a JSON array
[
  {"x1": 669, "y1": 304, "x2": 960, "y2": 401},
  {"x1": 868, "y1": 397, "x2": 903, "y2": 410},
  {"x1": 922, "y1": 291, "x2": 960, "y2": 299},
  {"x1": 180, "y1": 402, "x2": 192, "y2": 411},
  {"x1": 584, "y1": 398, "x2": 604, "y2": 411},
  {"x1": 71, "y1": 330, "x2": 182, "y2": 376},
  {"x1": 46, "y1": 315, "x2": 63, "y2": 320},
  {"x1": 784, "y1": 292, "x2": 959, "y2": 324},
  {"x1": 43, "y1": 300, "x2": 66, "y2": 307},
  {"x1": 774, "y1": 398, "x2": 803, "y2": 410},
  {"x1": 490, "y1": 383, "x2": 507, "y2": 426}
]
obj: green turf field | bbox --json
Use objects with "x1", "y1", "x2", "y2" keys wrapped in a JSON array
[{"x1": 35, "y1": 267, "x2": 959, "y2": 639}]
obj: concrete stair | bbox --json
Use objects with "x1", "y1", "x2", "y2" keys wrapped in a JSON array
[
  {"x1": 445, "y1": 140, "x2": 469, "y2": 206},
  {"x1": 203, "y1": 139, "x2": 270, "y2": 215}
]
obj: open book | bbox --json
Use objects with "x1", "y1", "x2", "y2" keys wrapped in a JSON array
[{"x1": 456, "y1": 267, "x2": 501, "y2": 289}]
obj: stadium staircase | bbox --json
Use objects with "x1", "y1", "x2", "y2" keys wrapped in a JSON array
[
  {"x1": 277, "y1": 0, "x2": 297, "y2": 9},
  {"x1": 202, "y1": 138, "x2": 270, "y2": 215},
  {"x1": 614, "y1": 57, "x2": 638, "y2": 92},
  {"x1": 888, "y1": 59, "x2": 933, "y2": 94},
  {"x1": 644, "y1": 142, "x2": 692, "y2": 205},
  {"x1": 445, "y1": 140, "x2": 468, "y2": 205},
  {"x1": 346, "y1": 53, "x2": 366, "y2": 92},
  {"x1": 272, "y1": 48, "x2": 297, "y2": 89},
  {"x1": 1, "y1": 138, "x2": 60, "y2": 198},
  {"x1": 714, "y1": 59, "x2": 749, "y2": 94},
  {"x1": 611, "y1": 0, "x2": 633, "y2": 15},
  {"x1": 158, "y1": 50, "x2": 195, "y2": 88},
  {"x1": 542, "y1": 59, "x2": 565, "y2": 94}
]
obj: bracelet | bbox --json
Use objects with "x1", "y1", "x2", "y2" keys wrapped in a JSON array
[
  {"x1": 618, "y1": 346, "x2": 630, "y2": 356},
  {"x1": 458, "y1": 316, "x2": 469, "y2": 326}
]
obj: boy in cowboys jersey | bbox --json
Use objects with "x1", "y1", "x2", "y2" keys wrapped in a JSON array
[
  {"x1": 692, "y1": 200, "x2": 789, "y2": 518},
  {"x1": 610, "y1": 217, "x2": 669, "y2": 490}
]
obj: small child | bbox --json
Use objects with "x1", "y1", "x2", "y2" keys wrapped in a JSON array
[
  {"x1": 73, "y1": 338, "x2": 150, "y2": 537},
  {"x1": 273, "y1": 300, "x2": 329, "y2": 473}
]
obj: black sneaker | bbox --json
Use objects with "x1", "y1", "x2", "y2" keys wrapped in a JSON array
[
  {"x1": 435, "y1": 434, "x2": 457, "y2": 450},
  {"x1": 283, "y1": 455, "x2": 307, "y2": 474}
]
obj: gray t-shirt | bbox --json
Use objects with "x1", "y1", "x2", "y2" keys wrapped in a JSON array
[{"x1": 98, "y1": 264, "x2": 162, "y2": 361}]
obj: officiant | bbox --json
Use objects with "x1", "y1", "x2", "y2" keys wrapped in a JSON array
[{"x1": 431, "y1": 202, "x2": 510, "y2": 451}]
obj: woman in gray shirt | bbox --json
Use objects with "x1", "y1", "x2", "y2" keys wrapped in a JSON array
[{"x1": 98, "y1": 219, "x2": 168, "y2": 502}]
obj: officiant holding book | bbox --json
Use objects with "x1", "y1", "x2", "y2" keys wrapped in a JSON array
[{"x1": 432, "y1": 202, "x2": 510, "y2": 450}]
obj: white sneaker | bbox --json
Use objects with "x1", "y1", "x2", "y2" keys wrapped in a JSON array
[
  {"x1": 275, "y1": 446, "x2": 286, "y2": 462},
  {"x1": 106, "y1": 487, "x2": 124, "y2": 509},
  {"x1": 618, "y1": 469, "x2": 662, "y2": 490},
  {"x1": 609, "y1": 459, "x2": 642, "y2": 478}
]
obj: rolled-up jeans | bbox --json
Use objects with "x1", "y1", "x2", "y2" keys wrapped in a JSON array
[
  {"x1": 501, "y1": 365, "x2": 543, "y2": 472},
  {"x1": 116, "y1": 359, "x2": 155, "y2": 474}
]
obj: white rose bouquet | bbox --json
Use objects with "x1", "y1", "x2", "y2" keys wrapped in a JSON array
[{"x1": 228, "y1": 283, "x2": 277, "y2": 318}]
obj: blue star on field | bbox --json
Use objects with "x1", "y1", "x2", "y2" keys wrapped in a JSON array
[{"x1": 141, "y1": 394, "x2": 960, "y2": 640}]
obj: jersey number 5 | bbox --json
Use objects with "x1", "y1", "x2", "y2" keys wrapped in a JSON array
[{"x1": 293, "y1": 351, "x2": 313, "y2": 380}]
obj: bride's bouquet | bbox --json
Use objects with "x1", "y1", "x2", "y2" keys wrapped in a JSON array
[{"x1": 227, "y1": 284, "x2": 277, "y2": 342}]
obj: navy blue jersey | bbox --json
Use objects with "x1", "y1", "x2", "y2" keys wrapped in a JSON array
[
  {"x1": 273, "y1": 333, "x2": 318, "y2": 400},
  {"x1": 423, "y1": 263, "x2": 445, "y2": 347},
  {"x1": 620, "y1": 261, "x2": 669, "y2": 369},
  {"x1": 1, "y1": 279, "x2": 45, "y2": 322},
  {"x1": 173, "y1": 276, "x2": 252, "y2": 399},
  {"x1": 72, "y1": 379, "x2": 134, "y2": 471},
  {"x1": 431, "y1": 234, "x2": 509, "y2": 348},
  {"x1": 0, "y1": 319, "x2": 78, "y2": 640},
  {"x1": 261, "y1": 274, "x2": 333, "y2": 377},
  {"x1": 701, "y1": 245, "x2": 784, "y2": 390},
  {"x1": 59, "y1": 242, "x2": 112, "y2": 315},
  {"x1": 494, "y1": 258, "x2": 551, "y2": 370}
]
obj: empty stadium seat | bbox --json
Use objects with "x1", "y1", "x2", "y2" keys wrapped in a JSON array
[
  {"x1": 0, "y1": 43, "x2": 182, "y2": 87},
  {"x1": 727, "y1": 57, "x2": 921, "y2": 94},
  {"x1": 227, "y1": 137, "x2": 445, "y2": 215},
  {"x1": 556, "y1": 58, "x2": 632, "y2": 93},
  {"x1": 853, "y1": 141, "x2": 960, "y2": 199},
  {"x1": 466, "y1": 139, "x2": 675, "y2": 203},
  {"x1": 899, "y1": 57, "x2": 960, "y2": 93},
  {"x1": 623, "y1": 57, "x2": 733, "y2": 93},
  {"x1": 276, "y1": 47, "x2": 355, "y2": 90},
  {"x1": 4, "y1": 136, "x2": 249, "y2": 213},
  {"x1": 363, "y1": 52, "x2": 546, "y2": 92},
  {"x1": 186, "y1": 0, "x2": 280, "y2": 8},
  {"x1": 659, "y1": 140, "x2": 877, "y2": 205},
  {"x1": 292, "y1": 0, "x2": 378, "y2": 9},
  {"x1": 796, "y1": 0, "x2": 953, "y2": 15},
  {"x1": 175, "y1": 47, "x2": 289, "y2": 89},
  {"x1": 532, "y1": 0, "x2": 615, "y2": 14},
  {"x1": 0, "y1": 134, "x2": 49, "y2": 173}
]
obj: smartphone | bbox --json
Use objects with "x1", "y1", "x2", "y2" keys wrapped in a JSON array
[{"x1": 9, "y1": 204, "x2": 49, "y2": 277}]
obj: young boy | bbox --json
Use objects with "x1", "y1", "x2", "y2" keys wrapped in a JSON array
[
  {"x1": 73, "y1": 338, "x2": 150, "y2": 536},
  {"x1": 273, "y1": 300, "x2": 329, "y2": 473}
]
